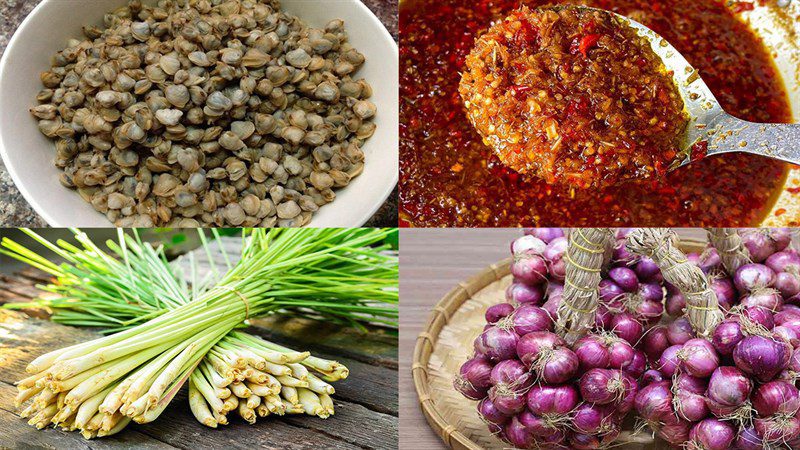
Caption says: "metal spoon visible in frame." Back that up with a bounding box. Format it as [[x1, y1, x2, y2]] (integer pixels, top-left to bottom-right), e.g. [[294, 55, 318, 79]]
[[585, 6, 800, 170]]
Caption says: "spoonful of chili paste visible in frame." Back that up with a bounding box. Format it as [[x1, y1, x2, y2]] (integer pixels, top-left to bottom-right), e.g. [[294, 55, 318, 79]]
[[459, 5, 799, 189]]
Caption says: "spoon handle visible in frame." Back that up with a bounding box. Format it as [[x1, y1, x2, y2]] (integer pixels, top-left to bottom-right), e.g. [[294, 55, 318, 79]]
[[707, 114, 800, 165]]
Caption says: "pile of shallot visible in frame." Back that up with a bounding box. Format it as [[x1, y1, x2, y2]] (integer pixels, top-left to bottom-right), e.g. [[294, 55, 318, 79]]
[[456, 229, 654, 448], [455, 228, 800, 449], [635, 228, 800, 450]]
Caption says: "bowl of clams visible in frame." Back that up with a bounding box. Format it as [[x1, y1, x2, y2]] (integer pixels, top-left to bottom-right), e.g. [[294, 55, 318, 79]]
[[0, 0, 398, 227]]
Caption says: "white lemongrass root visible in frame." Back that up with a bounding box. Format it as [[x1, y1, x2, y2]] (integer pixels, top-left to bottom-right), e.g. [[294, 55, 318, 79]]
[[229, 381, 252, 399], [276, 375, 309, 388], [306, 373, 335, 395], [281, 386, 299, 404], [297, 388, 326, 417], [188, 379, 217, 428], [287, 363, 309, 381], [319, 393, 334, 416], [256, 404, 270, 417], [237, 402, 256, 424]]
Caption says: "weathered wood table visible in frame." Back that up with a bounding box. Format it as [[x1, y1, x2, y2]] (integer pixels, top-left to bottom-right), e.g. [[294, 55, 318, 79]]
[[0, 240, 398, 449]]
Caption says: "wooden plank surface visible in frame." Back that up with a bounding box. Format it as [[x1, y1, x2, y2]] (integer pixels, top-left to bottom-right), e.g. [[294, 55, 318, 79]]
[[398, 228, 707, 450], [0, 235, 398, 450]]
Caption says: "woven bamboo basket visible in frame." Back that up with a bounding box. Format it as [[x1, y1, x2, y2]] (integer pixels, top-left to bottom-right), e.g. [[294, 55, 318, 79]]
[[412, 239, 707, 450]]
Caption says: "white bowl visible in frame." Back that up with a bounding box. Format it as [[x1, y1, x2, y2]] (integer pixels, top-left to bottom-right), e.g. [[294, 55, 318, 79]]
[[0, 0, 398, 227]]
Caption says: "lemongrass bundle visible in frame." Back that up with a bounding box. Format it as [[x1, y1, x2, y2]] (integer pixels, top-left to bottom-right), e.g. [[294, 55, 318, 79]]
[[5, 228, 398, 437], [187, 332, 341, 427]]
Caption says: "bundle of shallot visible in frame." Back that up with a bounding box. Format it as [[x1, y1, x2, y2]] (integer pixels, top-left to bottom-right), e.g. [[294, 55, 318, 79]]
[[630, 228, 800, 449], [455, 228, 656, 449]]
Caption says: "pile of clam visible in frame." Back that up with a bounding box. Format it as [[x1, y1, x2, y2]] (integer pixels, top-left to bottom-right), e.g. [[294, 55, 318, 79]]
[[31, 0, 376, 227]]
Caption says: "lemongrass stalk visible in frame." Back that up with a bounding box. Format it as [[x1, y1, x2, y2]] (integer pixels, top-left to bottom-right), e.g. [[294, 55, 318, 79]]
[[135, 369, 193, 424], [297, 388, 325, 416], [138, 330, 223, 424], [190, 370, 224, 413], [276, 375, 309, 388], [222, 335, 289, 363], [238, 402, 256, 424], [15, 385, 43, 408], [99, 368, 142, 415], [40, 302, 197, 368], [144, 340, 202, 409], [242, 335, 345, 378], [19, 401, 39, 419], [243, 367, 269, 384], [34, 388, 57, 408], [80, 429, 97, 440], [319, 393, 334, 416], [215, 387, 231, 399], [101, 412, 123, 432], [123, 393, 151, 418], [221, 395, 238, 413], [27, 342, 92, 374], [246, 382, 275, 397], [84, 411, 104, 431], [213, 410, 228, 425], [56, 391, 66, 409], [122, 343, 187, 404], [229, 332, 306, 363], [16, 370, 47, 389], [246, 394, 261, 409], [265, 395, 286, 415], [256, 403, 269, 417], [306, 373, 335, 395], [229, 381, 252, 399], [52, 306, 244, 380], [215, 342, 265, 369], [76, 384, 116, 429], [282, 398, 304, 414], [189, 379, 217, 428], [206, 354, 235, 383], [213, 348, 244, 369], [287, 363, 309, 381], [281, 386, 298, 404], [260, 361, 291, 377], [97, 416, 131, 437], [49, 357, 123, 393], [59, 415, 77, 431], [30, 403, 58, 429], [241, 351, 267, 371], [200, 360, 230, 388], [55, 285, 253, 365], [51, 404, 74, 425], [64, 342, 170, 408], [262, 373, 281, 392]]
